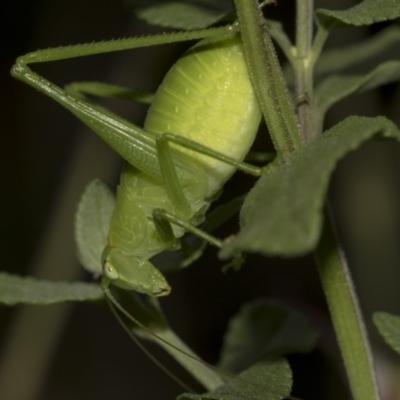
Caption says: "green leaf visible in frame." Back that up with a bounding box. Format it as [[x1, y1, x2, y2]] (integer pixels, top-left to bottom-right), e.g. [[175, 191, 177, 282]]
[[316, 0, 400, 28], [0, 273, 103, 305], [218, 299, 318, 373], [314, 26, 400, 80], [178, 358, 292, 400], [75, 180, 116, 274], [128, 0, 233, 30], [220, 116, 400, 258], [316, 60, 400, 114], [373, 312, 400, 355]]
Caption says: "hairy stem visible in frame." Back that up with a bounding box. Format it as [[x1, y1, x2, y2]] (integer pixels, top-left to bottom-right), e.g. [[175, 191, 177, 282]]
[[300, 3, 380, 398], [295, 0, 315, 143], [314, 208, 381, 400], [234, 0, 303, 155]]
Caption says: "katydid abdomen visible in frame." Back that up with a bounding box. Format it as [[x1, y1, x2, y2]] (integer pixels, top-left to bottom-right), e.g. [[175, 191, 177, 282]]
[[103, 35, 261, 294], [145, 36, 261, 196]]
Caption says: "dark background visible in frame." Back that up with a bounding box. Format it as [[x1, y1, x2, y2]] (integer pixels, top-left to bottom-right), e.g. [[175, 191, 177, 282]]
[[1, 1, 400, 399]]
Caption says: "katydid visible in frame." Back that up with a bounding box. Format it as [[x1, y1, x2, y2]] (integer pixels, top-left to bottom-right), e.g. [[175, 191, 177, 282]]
[[12, 26, 262, 294], [11, 20, 297, 399]]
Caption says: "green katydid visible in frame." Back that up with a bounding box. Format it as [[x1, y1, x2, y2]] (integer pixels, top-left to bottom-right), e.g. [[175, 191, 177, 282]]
[[11, 12, 300, 400], [12, 26, 262, 294]]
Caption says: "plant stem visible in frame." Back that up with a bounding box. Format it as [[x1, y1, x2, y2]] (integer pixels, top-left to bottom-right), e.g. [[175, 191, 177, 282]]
[[115, 290, 225, 391], [156, 329, 224, 390], [234, 0, 303, 155], [314, 207, 381, 400], [297, 2, 380, 398], [295, 0, 315, 143]]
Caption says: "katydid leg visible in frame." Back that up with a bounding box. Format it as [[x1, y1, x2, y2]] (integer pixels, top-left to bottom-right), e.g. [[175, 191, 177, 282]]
[[153, 131, 261, 217], [11, 27, 239, 190], [13, 27, 234, 66], [155, 133, 193, 216], [152, 208, 222, 248], [152, 208, 245, 270], [65, 81, 154, 104], [161, 133, 262, 177], [151, 209, 181, 250], [11, 62, 201, 186]]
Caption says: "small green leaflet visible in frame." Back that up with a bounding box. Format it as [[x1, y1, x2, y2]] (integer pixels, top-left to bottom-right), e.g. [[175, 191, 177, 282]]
[[219, 299, 318, 373], [316, 0, 400, 28], [127, 0, 233, 30], [0, 273, 103, 305], [373, 312, 400, 356], [178, 358, 292, 400], [75, 179, 116, 275], [315, 60, 400, 115], [314, 26, 400, 80], [313, 26, 400, 115]]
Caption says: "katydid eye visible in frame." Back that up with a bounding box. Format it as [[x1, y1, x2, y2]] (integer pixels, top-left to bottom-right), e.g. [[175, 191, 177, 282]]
[[104, 262, 119, 280]]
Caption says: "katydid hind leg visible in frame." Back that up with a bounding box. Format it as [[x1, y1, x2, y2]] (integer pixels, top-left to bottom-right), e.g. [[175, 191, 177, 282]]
[[13, 27, 233, 67], [13, 51, 239, 190], [12, 62, 186, 185]]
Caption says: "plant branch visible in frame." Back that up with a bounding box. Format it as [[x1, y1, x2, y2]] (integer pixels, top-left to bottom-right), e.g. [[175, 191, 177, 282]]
[[314, 207, 381, 400], [234, 0, 303, 156], [295, 0, 315, 143]]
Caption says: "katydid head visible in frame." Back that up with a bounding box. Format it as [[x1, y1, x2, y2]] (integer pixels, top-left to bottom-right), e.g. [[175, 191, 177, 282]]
[[101, 247, 171, 296]]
